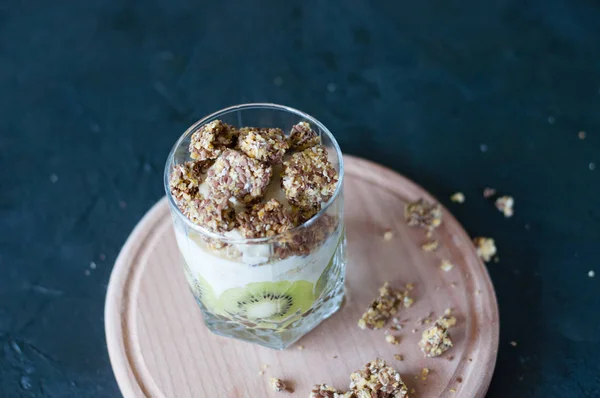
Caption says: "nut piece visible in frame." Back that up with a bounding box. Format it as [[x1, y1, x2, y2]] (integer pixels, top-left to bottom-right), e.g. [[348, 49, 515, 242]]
[[349, 359, 408, 398], [289, 121, 320, 151], [238, 127, 289, 164], [184, 196, 235, 233], [405, 199, 442, 232], [282, 145, 338, 211], [450, 192, 465, 203], [358, 282, 400, 330], [237, 199, 295, 238], [440, 259, 454, 272], [206, 149, 272, 203], [495, 195, 514, 218], [270, 377, 287, 392], [189, 120, 237, 161], [309, 384, 351, 398], [419, 317, 453, 358], [421, 240, 438, 252], [473, 237, 497, 262], [169, 160, 210, 205]]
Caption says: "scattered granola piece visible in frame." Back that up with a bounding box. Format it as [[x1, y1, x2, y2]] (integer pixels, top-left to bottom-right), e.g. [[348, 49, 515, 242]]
[[405, 283, 414, 291], [419, 317, 453, 357], [473, 237, 497, 262], [439, 316, 457, 328], [349, 359, 408, 398], [383, 229, 395, 241], [403, 295, 414, 309], [358, 282, 400, 330], [440, 259, 454, 272], [411, 329, 417, 334], [184, 196, 235, 233], [421, 240, 439, 252], [394, 354, 403, 361], [282, 145, 338, 211], [589, 270, 595, 278], [270, 377, 287, 392], [289, 121, 320, 151], [421, 367, 430, 381], [385, 335, 400, 345], [206, 149, 272, 203], [510, 341, 518, 347], [456, 377, 463, 383], [309, 384, 343, 398], [447, 356, 454, 361], [410, 388, 416, 394], [450, 192, 465, 203], [405, 199, 442, 232], [483, 187, 496, 198], [238, 127, 289, 164], [189, 120, 237, 161], [297, 345, 305, 350], [495, 196, 514, 217], [450, 388, 457, 393], [579, 131, 586, 140], [237, 199, 295, 238]]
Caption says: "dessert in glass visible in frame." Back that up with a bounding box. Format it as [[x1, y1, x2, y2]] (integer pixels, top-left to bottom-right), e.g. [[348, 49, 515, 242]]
[[164, 104, 346, 349]]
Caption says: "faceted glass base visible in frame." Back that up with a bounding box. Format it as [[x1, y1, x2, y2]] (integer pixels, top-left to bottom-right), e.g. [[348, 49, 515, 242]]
[[191, 235, 347, 350]]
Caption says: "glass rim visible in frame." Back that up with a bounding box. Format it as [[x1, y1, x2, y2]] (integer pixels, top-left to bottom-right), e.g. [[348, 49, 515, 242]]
[[163, 103, 345, 244]]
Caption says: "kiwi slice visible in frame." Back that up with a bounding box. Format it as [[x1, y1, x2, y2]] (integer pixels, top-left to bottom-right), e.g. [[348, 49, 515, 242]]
[[182, 262, 217, 310], [216, 280, 315, 323]]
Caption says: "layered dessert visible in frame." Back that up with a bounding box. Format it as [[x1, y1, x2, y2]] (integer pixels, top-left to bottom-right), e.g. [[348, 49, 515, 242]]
[[167, 119, 344, 332]]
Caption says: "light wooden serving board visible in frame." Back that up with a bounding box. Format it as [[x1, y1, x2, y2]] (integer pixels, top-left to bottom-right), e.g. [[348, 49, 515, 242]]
[[105, 155, 499, 398]]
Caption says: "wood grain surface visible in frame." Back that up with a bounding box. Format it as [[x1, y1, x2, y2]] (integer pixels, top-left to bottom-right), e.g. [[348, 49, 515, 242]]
[[105, 155, 499, 398]]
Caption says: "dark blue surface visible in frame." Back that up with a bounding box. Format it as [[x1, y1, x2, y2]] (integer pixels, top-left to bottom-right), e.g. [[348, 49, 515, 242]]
[[1, 0, 599, 396]]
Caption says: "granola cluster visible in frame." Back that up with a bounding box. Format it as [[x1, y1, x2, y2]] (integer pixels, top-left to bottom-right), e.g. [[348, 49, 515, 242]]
[[418, 317, 453, 358], [237, 199, 294, 238], [270, 378, 287, 392], [184, 196, 236, 233], [310, 359, 408, 398], [206, 149, 272, 203], [358, 282, 402, 330], [168, 161, 207, 204], [289, 121, 320, 151], [495, 195, 514, 218], [237, 127, 289, 164], [405, 199, 442, 232], [282, 145, 338, 211], [189, 120, 237, 161]]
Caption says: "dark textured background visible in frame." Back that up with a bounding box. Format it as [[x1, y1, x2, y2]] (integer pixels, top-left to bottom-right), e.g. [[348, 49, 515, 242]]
[[1, 0, 599, 396]]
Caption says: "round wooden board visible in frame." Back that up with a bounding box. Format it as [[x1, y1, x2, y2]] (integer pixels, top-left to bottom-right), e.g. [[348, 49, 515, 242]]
[[105, 155, 499, 398]]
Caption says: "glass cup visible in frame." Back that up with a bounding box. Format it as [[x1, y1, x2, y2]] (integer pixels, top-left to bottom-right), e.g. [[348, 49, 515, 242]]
[[164, 103, 346, 349]]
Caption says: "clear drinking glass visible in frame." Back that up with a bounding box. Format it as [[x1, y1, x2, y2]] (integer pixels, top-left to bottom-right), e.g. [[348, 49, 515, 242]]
[[164, 103, 346, 349]]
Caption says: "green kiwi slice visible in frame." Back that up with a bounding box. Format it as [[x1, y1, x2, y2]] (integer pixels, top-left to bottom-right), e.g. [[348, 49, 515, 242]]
[[216, 280, 315, 323], [182, 262, 217, 310]]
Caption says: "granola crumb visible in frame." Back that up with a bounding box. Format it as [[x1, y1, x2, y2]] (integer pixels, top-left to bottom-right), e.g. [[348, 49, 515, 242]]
[[349, 359, 408, 398], [483, 187, 496, 198], [447, 356, 454, 361], [495, 196, 514, 217], [270, 377, 287, 392], [309, 384, 347, 398], [333, 355, 338, 359], [297, 345, 305, 350], [383, 229, 395, 241], [456, 377, 463, 383], [444, 308, 452, 316], [419, 317, 453, 357], [394, 354, 403, 361], [421, 367, 430, 381], [440, 259, 455, 272], [473, 237, 497, 262], [282, 145, 338, 211], [410, 388, 416, 394], [358, 282, 400, 330], [385, 334, 400, 345], [403, 295, 414, 309], [405, 283, 415, 291], [450, 282, 457, 288], [439, 316, 457, 328], [257, 370, 264, 376], [475, 289, 482, 295], [189, 120, 237, 161], [405, 199, 442, 232], [288, 121, 320, 151], [412, 329, 417, 334], [510, 341, 518, 347], [589, 270, 595, 278], [237, 127, 289, 164], [450, 192, 465, 203], [450, 388, 457, 393], [421, 240, 439, 252], [579, 131, 586, 139]]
